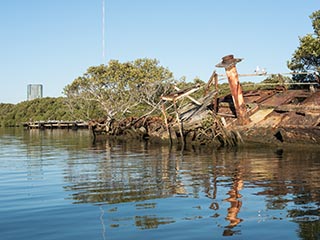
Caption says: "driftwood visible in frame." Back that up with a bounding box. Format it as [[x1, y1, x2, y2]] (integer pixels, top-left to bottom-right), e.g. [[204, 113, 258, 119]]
[[161, 84, 202, 147], [161, 84, 200, 102]]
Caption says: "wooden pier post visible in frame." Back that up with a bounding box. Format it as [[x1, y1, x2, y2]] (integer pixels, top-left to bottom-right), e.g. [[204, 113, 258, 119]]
[[216, 55, 250, 125]]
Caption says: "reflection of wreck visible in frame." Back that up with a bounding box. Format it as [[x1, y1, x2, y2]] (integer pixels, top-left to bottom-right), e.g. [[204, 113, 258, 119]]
[[91, 55, 320, 146], [223, 166, 243, 236]]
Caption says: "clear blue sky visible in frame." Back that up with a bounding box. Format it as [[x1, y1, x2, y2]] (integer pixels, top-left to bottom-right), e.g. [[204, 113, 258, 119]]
[[0, 0, 318, 104]]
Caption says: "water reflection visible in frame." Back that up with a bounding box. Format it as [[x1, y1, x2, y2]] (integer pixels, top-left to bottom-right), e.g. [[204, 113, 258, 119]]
[[65, 140, 184, 204], [223, 165, 243, 236], [1, 128, 320, 239], [62, 138, 320, 237]]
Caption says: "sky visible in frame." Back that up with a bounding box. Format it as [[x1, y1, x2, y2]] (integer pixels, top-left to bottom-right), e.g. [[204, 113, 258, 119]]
[[0, 0, 319, 104]]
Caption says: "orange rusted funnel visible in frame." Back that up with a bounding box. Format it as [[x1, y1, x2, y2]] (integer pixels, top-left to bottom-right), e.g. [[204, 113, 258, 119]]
[[216, 55, 250, 125]]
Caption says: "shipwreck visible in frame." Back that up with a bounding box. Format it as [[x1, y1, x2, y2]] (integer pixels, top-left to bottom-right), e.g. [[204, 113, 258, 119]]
[[90, 55, 320, 147]]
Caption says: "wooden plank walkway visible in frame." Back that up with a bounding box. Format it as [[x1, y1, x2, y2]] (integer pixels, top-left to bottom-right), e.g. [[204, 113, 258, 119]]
[[22, 120, 89, 130]]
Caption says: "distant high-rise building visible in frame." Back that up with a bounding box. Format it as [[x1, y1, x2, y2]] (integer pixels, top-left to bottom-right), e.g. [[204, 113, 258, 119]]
[[27, 84, 43, 101]]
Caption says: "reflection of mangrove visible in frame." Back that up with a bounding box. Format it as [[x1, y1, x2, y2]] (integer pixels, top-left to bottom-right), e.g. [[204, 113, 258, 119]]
[[135, 215, 175, 230], [0, 128, 93, 181], [295, 220, 320, 240], [64, 142, 320, 207], [252, 148, 320, 210], [247, 148, 320, 240], [23, 129, 91, 149], [64, 143, 320, 235], [65, 140, 185, 204]]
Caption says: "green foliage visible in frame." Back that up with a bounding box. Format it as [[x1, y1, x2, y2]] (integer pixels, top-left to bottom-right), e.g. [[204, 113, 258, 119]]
[[258, 74, 293, 89], [0, 97, 73, 127], [176, 77, 206, 98], [288, 10, 320, 83], [64, 58, 174, 121], [311, 10, 320, 37], [0, 103, 15, 127], [218, 82, 232, 96]]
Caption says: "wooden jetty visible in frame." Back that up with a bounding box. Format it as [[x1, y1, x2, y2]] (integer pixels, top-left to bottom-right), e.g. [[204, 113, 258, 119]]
[[22, 120, 89, 130]]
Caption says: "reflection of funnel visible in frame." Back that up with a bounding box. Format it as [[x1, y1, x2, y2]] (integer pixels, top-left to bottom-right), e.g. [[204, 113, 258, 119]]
[[175, 183, 187, 195], [223, 172, 243, 235], [226, 199, 242, 227]]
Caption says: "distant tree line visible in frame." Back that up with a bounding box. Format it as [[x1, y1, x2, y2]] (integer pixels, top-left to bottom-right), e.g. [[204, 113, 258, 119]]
[[0, 98, 73, 127], [1, 10, 319, 127]]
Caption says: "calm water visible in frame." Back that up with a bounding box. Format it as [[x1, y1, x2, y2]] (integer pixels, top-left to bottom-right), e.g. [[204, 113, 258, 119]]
[[0, 128, 319, 240]]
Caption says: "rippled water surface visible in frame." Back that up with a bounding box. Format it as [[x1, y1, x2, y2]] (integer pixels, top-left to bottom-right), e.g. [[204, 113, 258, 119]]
[[0, 128, 319, 240]]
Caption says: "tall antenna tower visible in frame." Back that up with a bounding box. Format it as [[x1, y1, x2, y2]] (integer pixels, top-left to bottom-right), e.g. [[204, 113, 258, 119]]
[[102, 0, 106, 62]]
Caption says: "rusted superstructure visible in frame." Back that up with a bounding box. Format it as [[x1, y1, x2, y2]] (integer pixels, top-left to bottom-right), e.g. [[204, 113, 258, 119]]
[[238, 89, 320, 145]]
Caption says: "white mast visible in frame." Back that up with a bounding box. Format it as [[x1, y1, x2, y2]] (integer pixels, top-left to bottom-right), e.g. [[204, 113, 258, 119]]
[[102, 0, 106, 62]]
